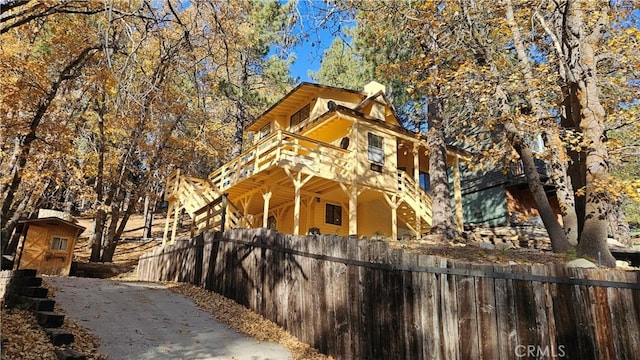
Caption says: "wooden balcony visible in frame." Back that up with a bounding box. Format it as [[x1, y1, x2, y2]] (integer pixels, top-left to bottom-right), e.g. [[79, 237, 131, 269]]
[[208, 130, 352, 192]]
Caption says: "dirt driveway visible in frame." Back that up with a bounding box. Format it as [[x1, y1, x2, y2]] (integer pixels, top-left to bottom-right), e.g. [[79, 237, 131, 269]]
[[46, 276, 293, 360]]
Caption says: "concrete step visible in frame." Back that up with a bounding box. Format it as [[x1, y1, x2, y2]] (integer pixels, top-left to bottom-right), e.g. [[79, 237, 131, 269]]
[[35, 311, 65, 328], [54, 348, 86, 360], [17, 286, 48, 298], [18, 296, 55, 311], [45, 328, 75, 346]]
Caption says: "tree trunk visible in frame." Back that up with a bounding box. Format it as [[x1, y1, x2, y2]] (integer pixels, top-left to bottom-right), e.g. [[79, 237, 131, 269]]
[[3, 187, 39, 255], [544, 125, 579, 245], [504, 0, 579, 246], [563, 1, 616, 267], [100, 206, 121, 263], [90, 96, 106, 262], [89, 209, 106, 262], [505, 124, 572, 253], [230, 104, 247, 158], [427, 97, 458, 238], [142, 194, 155, 239], [488, 65, 571, 252], [560, 85, 588, 237]]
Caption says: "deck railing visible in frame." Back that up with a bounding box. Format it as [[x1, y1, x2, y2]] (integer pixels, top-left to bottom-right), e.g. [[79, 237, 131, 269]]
[[509, 158, 548, 178], [190, 194, 243, 237], [397, 171, 433, 223], [208, 130, 352, 191]]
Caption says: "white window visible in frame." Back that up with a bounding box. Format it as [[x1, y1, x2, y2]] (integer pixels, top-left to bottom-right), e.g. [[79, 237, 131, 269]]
[[51, 236, 68, 251], [367, 132, 385, 165]]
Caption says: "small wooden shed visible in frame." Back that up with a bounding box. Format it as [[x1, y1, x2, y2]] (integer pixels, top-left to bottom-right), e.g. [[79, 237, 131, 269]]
[[16, 217, 85, 276]]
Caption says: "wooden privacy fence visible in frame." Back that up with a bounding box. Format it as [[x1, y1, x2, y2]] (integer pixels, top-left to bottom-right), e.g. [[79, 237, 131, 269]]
[[138, 229, 640, 360]]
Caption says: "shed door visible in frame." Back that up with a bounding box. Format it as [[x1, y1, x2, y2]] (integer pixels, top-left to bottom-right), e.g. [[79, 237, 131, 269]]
[[40, 236, 71, 276], [19, 226, 48, 271]]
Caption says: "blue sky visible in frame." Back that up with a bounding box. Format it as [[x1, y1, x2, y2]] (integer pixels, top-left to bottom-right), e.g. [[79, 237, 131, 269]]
[[285, 2, 354, 83], [288, 29, 332, 82]]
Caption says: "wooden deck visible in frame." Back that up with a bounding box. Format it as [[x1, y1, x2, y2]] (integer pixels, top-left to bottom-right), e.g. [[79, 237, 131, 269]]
[[208, 130, 352, 193], [164, 129, 435, 242]]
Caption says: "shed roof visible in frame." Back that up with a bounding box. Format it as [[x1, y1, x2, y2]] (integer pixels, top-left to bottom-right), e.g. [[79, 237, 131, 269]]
[[18, 217, 86, 233]]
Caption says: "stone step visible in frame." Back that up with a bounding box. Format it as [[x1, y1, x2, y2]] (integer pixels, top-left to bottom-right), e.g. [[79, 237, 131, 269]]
[[45, 328, 75, 346], [17, 296, 55, 311], [35, 311, 65, 328], [55, 348, 86, 360], [11, 276, 43, 287], [17, 286, 48, 298]]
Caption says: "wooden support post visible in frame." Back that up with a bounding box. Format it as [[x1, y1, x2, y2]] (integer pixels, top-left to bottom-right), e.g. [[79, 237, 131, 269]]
[[221, 193, 228, 233], [413, 144, 422, 236], [339, 182, 361, 237], [170, 202, 180, 246], [349, 184, 358, 236], [413, 144, 421, 184], [162, 201, 173, 246], [383, 193, 400, 241], [294, 185, 301, 235], [239, 193, 254, 228], [285, 169, 312, 236], [453, 156, 464, 231], [262, 190, 272, 228]]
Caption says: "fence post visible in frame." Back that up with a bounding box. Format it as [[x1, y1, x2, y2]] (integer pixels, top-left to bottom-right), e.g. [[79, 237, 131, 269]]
[[221, 193, 228, 233]]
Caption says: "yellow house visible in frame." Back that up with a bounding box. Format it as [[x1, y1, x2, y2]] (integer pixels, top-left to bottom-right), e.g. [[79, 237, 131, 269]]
[[163, 81, 469, 244]]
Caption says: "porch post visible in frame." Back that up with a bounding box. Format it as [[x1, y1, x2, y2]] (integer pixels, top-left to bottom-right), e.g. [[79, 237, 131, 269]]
[[453, 156, 464, 231], [349, 185, 358, 236], [170, 202, 180, 245], [350, 122, 358, 237], [339, 183, 359, 237], [162, 201, 173, 246], [383, 193, 400, 240], [262, 190, 272, 228], [294, 184, 302, 235], [285, 169, 312, 236], [413, 144, 422, 236], [413, 143, 420, 184]]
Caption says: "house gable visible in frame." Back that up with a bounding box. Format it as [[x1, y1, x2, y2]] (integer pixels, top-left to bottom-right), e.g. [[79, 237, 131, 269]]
[[246, 81, 405, 140], [246, 83, 365, 133]]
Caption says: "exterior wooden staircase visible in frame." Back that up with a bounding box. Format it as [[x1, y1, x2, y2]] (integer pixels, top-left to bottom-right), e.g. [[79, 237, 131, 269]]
[[163, 170, 243, 243], [396, 171, 433, 236]]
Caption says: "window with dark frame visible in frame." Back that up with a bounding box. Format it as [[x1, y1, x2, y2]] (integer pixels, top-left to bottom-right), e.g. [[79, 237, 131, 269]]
[[325, 203, 342, 226], [290, 103, 310, 128], [419, 171, 431, 192], [367, 132, 385, 165], [259, 122, 271, 139]]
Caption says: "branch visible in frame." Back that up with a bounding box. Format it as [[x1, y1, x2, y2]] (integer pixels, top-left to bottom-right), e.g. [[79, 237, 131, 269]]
[[0, 0, 31, 15]]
